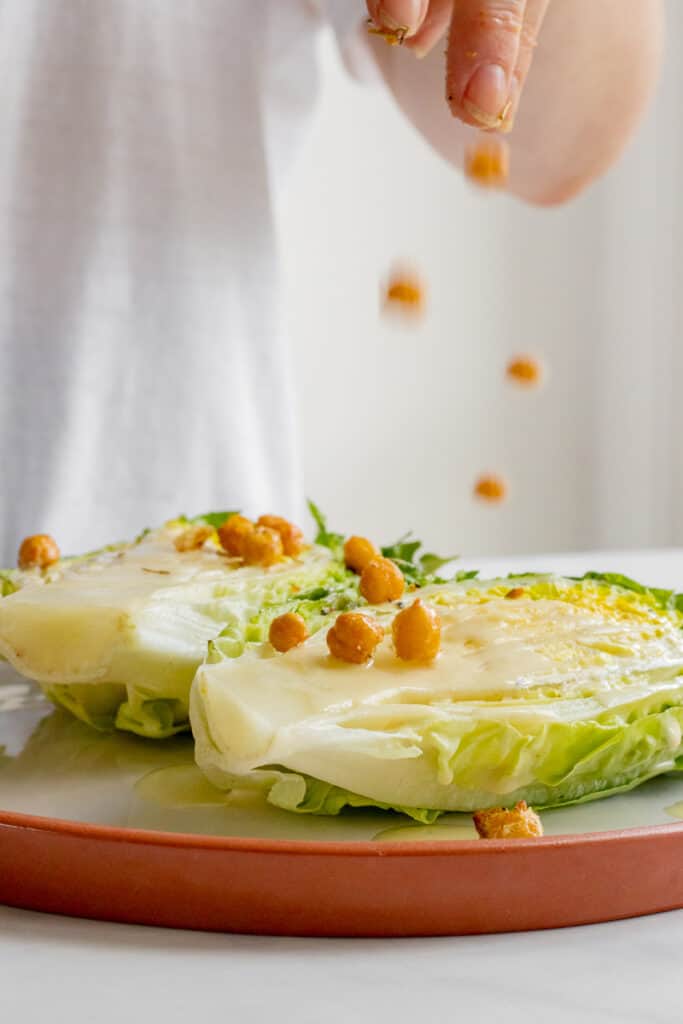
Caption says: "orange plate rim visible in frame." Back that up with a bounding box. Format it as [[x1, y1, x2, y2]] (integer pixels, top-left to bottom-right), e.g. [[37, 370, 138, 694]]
[[3, 806, 683, 855]]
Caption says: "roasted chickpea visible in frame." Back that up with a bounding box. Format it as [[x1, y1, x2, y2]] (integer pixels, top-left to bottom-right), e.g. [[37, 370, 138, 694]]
[[327, 612, 384, 664], [465, 140, 509, 189], [473, 801, 544, 840], [17, 533, 60, 570], [257, 515, 305, 557], [218, 514, 254, 557], [343, 535, 380, 575], [174, 525, 213, 552], [505, 587, 525, 600], [359, 557, 405, 604], [242, 525, 284, 567], [474, 474, 507, 503], [386, 277, 422, 307], [392, 599, 441, 663], [269, 612, 309, 653], [506, 356, 543, 388]]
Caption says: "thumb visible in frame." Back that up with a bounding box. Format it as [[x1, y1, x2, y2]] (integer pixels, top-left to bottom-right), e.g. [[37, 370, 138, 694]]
[[446, 0, 526, 128]]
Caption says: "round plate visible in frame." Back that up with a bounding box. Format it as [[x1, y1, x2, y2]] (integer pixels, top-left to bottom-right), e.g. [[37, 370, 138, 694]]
[[3, 668, 683, 936], [4, 549, 683, 936]]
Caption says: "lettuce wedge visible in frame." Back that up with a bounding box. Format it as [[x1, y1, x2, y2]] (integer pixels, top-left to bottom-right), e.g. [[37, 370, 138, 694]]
[[0, 514, 346, 738], [191, 573, 683, 817]]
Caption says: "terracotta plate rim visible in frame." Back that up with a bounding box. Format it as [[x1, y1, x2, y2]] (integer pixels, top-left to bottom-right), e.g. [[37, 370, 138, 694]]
[[3, 805, 683, 856]]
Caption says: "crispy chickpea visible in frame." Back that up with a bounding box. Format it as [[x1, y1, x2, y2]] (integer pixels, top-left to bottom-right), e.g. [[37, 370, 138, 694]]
[[218, 514, 254, 557], [343, 535, 380, 575], [506, 355, 543, 388], [384, 272, 424, 316], [242, 525, 284, 567], [359, 556, 405, 604], [473, 801, 544, 840], [464, 139, 509, 189], [392, 599, 441, 663], [174, 525, 214, 552], [327, 612, 385, 664], [505, 587, 525, 600], [17, 533, 60, 570], [367, 22, 409, 45], [257, 515, 305, 557], [269, 612, 309, 653], [474, 474, 507, 503]]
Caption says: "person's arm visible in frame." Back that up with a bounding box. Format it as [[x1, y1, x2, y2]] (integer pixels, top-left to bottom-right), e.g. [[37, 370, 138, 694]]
[[365, 0, 663, 205]]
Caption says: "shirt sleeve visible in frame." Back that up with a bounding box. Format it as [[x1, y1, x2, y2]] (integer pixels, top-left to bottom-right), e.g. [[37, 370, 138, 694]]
[[323, 0, 381, 83]]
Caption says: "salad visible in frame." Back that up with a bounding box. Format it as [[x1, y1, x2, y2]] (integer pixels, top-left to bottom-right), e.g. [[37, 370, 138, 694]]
[[191, 571, 683, 822], [4, 506, 683, 837]]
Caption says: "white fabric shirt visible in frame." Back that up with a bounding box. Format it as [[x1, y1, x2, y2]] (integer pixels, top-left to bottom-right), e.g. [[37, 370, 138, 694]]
[[0, 0, 364, 561]]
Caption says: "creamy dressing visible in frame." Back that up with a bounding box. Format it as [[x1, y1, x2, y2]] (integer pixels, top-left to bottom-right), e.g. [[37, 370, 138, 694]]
[[8, 533, 329, 607], [665, 800, 683, 820], [194, 594, 683, 784], [0, 530, 331, 682]]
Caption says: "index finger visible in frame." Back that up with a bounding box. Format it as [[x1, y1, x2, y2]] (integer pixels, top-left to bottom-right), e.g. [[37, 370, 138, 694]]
[[446, 0, 526, 128]]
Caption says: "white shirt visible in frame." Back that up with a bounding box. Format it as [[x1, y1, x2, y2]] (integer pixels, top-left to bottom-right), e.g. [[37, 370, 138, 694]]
[[0, 0, 363, 561]]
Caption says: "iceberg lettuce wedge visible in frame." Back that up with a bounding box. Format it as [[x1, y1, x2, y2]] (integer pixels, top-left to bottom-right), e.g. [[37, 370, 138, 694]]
[[192, 573, 683, 817], [0, 514, 346, 737]]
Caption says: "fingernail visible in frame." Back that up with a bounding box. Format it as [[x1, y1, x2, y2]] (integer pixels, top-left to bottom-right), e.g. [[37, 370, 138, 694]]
[[377, 0, 426, 35], [463, 64, 509, 128], [499, 79, 519, 134]]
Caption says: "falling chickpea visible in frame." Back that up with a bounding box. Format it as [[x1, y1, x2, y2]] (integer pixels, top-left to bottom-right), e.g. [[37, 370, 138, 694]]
[[257, 515, 305, 557], [507, 355, 544, 388], [474, 474, 507, 503], [269, 612, 309, 653], [360, 557, 405, 604], [465, 139, 509, 189], [242, 525, 284, 567], [383, 271, 424, 317], [392, 599, 442, 663], [17, 533, 60, 570], [218, 514, 254, 557], [344, 535, 380, 575], [327, 611, 385, 664]]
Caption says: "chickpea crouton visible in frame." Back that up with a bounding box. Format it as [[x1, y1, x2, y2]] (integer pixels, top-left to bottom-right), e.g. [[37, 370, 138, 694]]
[[473, 800, 543, 840]]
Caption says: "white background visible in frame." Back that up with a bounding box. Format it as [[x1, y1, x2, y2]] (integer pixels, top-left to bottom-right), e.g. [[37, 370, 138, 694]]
[[281, 2, 683, 558]]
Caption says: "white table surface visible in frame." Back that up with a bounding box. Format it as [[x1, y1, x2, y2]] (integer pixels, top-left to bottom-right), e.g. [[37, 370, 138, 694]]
[[3, 548, 683, 1024]]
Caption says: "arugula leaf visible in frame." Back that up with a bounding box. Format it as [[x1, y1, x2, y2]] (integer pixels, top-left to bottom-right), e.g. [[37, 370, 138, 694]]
[[454, 569, 479, 582], [307, 499, 344, 557], [189, 511, 239, 529], [420, 552, 459, 576], [382, 533, 458, 587], [381, 533, 422, 564]]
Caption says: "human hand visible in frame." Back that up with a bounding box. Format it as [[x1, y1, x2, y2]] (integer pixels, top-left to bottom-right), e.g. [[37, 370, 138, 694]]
[[366, 1, 549, 133]]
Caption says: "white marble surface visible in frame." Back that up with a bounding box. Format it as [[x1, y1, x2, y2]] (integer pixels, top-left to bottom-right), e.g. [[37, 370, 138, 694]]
[[3, 548, 683, 1022], [0, 904, 680, 1023]]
